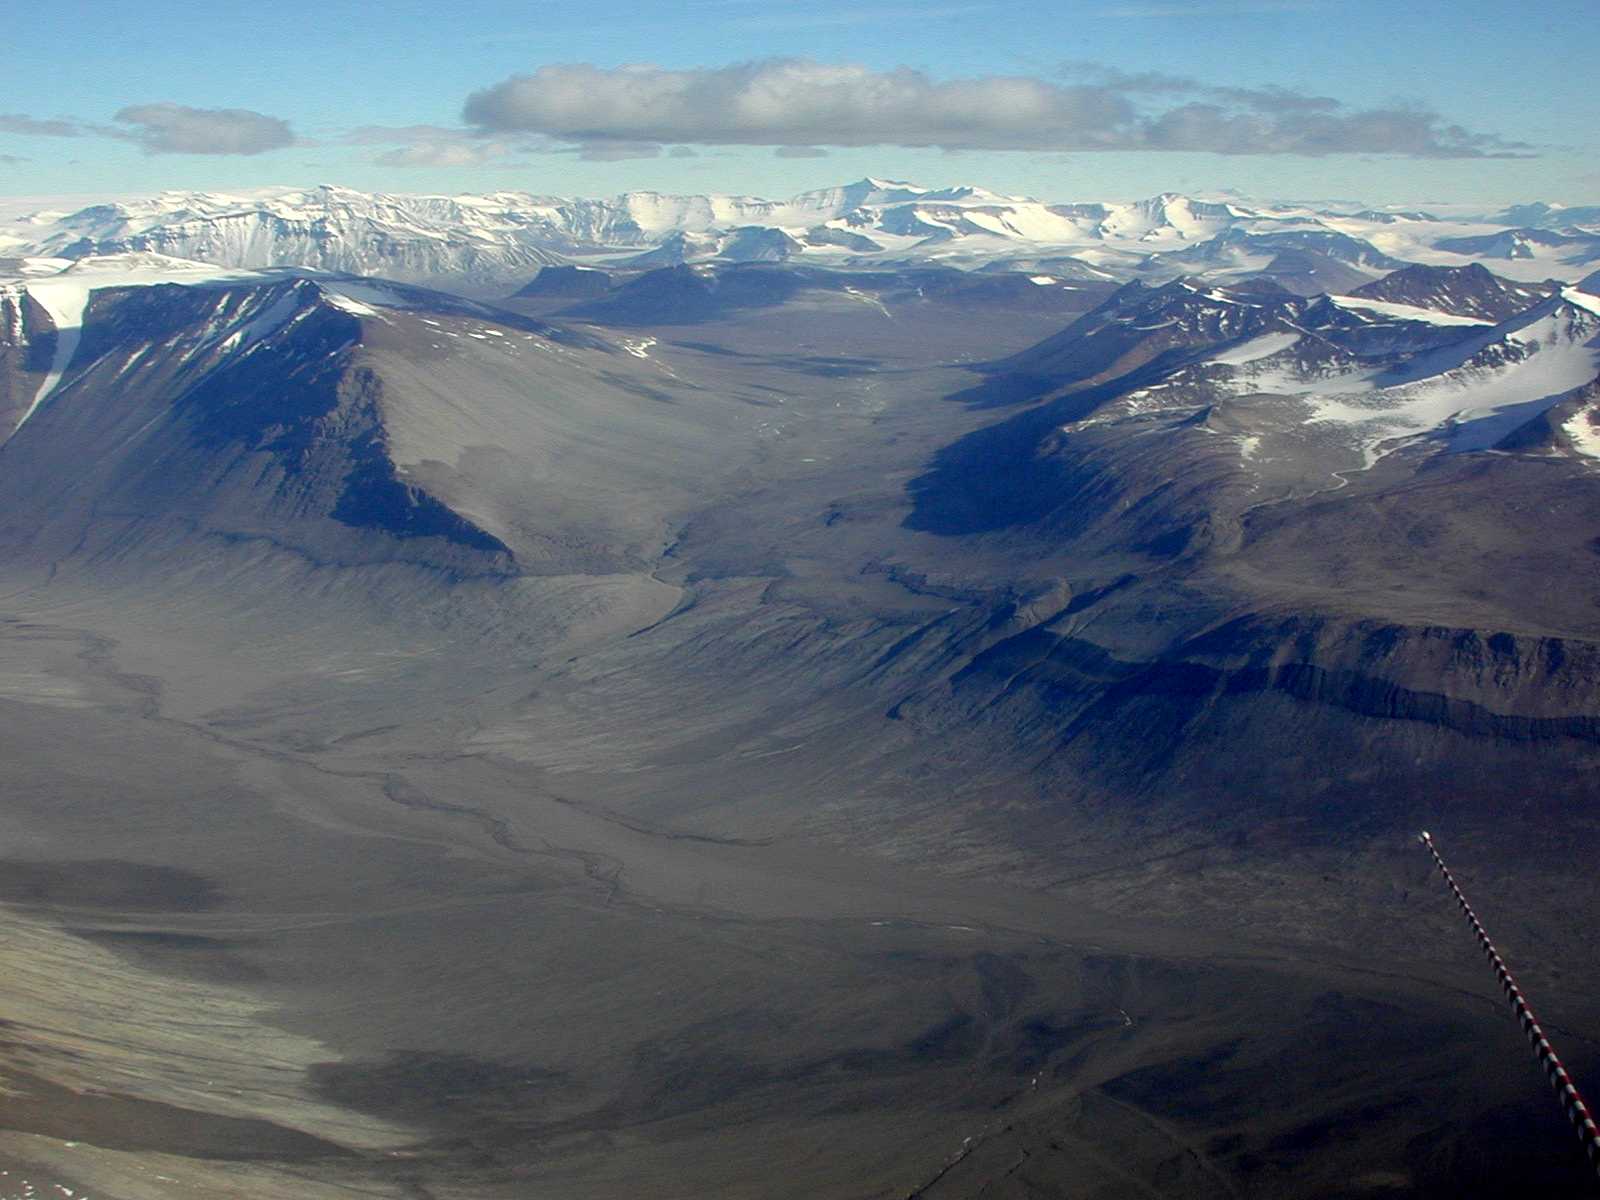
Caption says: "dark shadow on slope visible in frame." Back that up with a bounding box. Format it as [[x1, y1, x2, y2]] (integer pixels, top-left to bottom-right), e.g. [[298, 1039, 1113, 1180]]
[[904, 366, 1190, 534], [331, 422, 510, 555]]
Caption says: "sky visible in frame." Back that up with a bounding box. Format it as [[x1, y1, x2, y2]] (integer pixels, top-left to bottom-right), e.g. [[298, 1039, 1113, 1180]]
[[2, 0, 1595, 207]]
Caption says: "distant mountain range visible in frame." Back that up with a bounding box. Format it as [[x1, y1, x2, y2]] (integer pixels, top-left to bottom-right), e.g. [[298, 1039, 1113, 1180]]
[[4, 179, 1598, 294]]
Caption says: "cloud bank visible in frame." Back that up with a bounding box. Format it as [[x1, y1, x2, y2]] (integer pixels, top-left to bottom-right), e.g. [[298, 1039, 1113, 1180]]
[[0, 114, 84, 138], [112, 104, 295, 155], [345, 123, 568, 168], [462, 59, 1527, 159], [374, 141, 507, 168]]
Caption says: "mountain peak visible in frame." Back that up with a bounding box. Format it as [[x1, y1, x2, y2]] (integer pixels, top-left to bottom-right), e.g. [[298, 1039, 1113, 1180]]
[[1349, 262, 1553, 321]]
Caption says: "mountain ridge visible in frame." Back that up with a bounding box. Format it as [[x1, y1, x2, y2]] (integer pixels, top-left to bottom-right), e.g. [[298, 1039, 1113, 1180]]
[[8, 179, 1598, 293]]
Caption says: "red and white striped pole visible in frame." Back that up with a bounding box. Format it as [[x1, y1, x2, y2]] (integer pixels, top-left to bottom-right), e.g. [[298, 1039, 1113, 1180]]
[[1419, 831, 1600, 1180]]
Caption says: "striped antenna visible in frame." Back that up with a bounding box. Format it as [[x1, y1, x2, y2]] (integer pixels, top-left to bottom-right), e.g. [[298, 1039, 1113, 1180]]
[[1418, 831, 1600, 1179]]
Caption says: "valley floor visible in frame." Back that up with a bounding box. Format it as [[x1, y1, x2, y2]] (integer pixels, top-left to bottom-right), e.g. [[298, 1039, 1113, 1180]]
[[0, 609, 1596, 1200]]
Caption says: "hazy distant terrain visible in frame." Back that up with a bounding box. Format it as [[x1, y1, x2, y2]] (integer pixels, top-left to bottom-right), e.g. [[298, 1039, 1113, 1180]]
[[0, 183, 1598, 1199]]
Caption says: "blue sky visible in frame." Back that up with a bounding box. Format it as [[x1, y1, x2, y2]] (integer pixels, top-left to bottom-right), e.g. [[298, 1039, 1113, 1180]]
[[2, 0, 1593, 205]]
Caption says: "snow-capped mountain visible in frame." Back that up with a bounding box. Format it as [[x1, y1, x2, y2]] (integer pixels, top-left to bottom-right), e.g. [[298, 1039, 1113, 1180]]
[[966, 272, 1600, 487], [1346, 262, 1552, 321], [1248, 286, 1600, 459], [5, 187, 574, 291], [1494, 202, 1600, 231], [11, 179, 1595, 294], [1434, 227, 1600, 265]]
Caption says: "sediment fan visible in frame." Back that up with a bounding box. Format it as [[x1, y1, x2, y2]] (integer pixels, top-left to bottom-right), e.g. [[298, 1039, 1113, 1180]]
[[1419, 832, 1600, 1180]]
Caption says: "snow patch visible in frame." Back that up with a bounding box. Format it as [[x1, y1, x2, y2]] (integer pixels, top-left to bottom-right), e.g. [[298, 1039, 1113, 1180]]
[[1210, 331, 1301, 365], [1306, 301, 1600, 455], [1329, 294, 1494, 327], [1566, 407, 1600, 458], [210, 288, 310, 358], [321, 280, 408, 311], [1563, 287, 1600, 317], [16, 257, 73, 276], [841, 286, 892, 318], [324, 292, 379, 317]]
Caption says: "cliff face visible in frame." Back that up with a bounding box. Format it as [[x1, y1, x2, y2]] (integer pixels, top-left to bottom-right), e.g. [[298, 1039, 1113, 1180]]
[[938, 613, 1600, 760], [852, 595, 1598, 890], [0, 288, 59, 435]]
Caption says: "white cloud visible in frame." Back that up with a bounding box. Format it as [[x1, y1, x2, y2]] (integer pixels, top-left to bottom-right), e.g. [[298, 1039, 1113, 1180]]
[[112, 104, 294, 155], [464, 61, 1133, 152], [462, 59, 1526, 159], [376, 141, 509, 168], [345, 124, 549, 168]]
